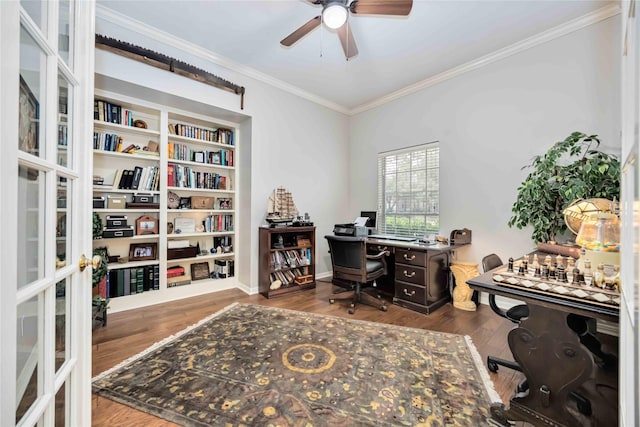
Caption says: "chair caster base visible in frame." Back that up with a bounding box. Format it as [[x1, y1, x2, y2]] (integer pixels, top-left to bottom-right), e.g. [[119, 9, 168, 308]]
[[348, 308, 355, 314], [329, 299, 335, 304], [488, 361, 499, 373], [381, 305, 388, 312]]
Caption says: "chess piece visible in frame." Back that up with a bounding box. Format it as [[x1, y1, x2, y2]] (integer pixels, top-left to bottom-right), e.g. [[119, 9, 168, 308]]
[[572, 267, 580, 285], [449, 261, 479, 312], [544, 255, 552, 266], [507, 257, 514, 273], [556, 254, 564, 269], [533, 253, 539, 266], [522, 257, 529, 272], [557, 265, 568, 283], [542, 263, 549, 280], [534, 264, 541, 278], [594, 263, 605, 288], [583, 260, 592, 286], [549, 265, 556, 280]]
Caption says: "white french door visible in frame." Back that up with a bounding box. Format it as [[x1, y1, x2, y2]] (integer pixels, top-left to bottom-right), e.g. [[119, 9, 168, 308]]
[[0, 1, 95, 426]]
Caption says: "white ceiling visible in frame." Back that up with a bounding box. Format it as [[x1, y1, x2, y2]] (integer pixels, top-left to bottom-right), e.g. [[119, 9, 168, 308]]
[[96, 0, 617, 113]]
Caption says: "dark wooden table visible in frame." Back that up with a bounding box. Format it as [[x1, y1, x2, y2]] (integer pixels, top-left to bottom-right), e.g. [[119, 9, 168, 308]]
[[468, 268, 619, 427]]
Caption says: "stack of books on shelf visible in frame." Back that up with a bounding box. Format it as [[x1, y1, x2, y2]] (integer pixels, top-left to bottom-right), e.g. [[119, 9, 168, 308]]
[[270, 249, 311, 270], [270, 266, 310, 286], [170, 123, 234, 145], [107, 265, 159, 298], [168, 143, 234, 166], [166, 265, 191, 287], [110, 166, 160, 191], [204, 214, 233, 232], [94, 99, 134, 125], [167, 163, 227, 190]]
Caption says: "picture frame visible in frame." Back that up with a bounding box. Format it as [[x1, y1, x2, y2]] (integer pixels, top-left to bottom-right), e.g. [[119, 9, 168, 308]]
[[190, 262, 210, 281], [179, 197, 191, 209], [19, 75, 39, 154], [136, 215, 159, 235], [211, 151, 221, 165], [194, 151, 205, 163], [129, 242, 157, 261]]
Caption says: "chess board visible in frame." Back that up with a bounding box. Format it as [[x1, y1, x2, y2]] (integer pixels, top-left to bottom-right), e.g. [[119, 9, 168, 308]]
[[491, 264, 620, 309]]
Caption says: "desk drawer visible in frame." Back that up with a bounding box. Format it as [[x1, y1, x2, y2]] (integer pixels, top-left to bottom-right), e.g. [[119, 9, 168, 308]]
[[394, 281, 426, 305], [395, 264, 425, 286], [395, 248, 427, 267]]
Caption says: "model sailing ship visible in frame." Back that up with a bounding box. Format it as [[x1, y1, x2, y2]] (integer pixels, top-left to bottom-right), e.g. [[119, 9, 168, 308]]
[[266, 187, 298, 226]]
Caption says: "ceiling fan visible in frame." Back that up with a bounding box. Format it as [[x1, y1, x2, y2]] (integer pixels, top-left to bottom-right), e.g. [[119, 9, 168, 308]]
[[280, 0, 413, 60]]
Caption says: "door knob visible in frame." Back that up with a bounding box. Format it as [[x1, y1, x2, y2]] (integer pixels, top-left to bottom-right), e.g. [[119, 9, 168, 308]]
[[79, 254, 102, 272]]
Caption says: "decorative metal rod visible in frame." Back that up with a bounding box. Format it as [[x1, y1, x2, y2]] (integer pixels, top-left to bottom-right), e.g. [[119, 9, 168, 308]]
[[95, 34, 246, 110]]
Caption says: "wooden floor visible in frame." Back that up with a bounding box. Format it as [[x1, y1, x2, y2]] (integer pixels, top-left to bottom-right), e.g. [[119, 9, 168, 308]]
[[92, 280, 523, 426]]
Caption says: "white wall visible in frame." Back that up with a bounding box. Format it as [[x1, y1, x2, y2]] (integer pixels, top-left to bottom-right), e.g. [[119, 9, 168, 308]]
[[348, 16, 621, 266], [94, 17, 351, 293]]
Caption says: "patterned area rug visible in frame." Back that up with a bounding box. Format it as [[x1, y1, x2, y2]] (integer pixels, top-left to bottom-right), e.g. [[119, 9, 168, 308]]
[[92, 303, 499, 426]]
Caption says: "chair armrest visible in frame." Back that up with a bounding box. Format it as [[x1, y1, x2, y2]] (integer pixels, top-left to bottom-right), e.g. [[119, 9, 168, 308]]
[[366, 250, 389, 260]]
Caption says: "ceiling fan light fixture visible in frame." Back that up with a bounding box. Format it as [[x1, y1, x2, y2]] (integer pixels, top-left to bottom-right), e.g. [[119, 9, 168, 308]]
[[323, 3, 348, 29]]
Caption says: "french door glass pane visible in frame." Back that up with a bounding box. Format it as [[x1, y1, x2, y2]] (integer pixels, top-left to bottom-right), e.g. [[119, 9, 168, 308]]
[[19, 26, 45, 157], [18, 166, 45, 289], [55, 277, 69, 373], [16, 294, 41, 424], [58, 74, 71, 167], [56, 175, 70, 268], [20, 0, 47, 33], [58, 0, 72, 66], [55, 381, 66, 426]]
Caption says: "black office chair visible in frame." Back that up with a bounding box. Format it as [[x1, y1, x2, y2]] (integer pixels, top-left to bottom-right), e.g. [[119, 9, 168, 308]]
[[325, 235, 388, 314], [482, 254, 530, 374]]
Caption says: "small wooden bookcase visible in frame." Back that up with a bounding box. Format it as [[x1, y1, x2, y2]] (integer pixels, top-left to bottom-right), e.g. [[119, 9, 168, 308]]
[[259, 226, 316, 298]]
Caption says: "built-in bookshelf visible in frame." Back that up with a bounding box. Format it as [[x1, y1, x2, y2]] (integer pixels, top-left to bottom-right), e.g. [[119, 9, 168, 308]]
[[92, 90, 238, 313]]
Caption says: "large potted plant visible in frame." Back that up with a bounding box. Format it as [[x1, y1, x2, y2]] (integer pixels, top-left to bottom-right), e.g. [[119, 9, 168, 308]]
[[508, 131, 620, 244]]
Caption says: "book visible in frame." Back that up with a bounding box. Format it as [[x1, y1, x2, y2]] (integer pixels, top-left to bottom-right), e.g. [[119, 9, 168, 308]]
[[130, 268, 137, 294], [123, 268, 131, 296], [131, 166, 143, 190], [136, 268, 144, 293], [153, 264, 160, 290], [167, 163, 175, 187]]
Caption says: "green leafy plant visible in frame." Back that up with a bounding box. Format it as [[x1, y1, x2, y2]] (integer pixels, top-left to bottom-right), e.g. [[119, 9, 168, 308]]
[[92, 246, 109, 288], [508, 131, 620, 244]]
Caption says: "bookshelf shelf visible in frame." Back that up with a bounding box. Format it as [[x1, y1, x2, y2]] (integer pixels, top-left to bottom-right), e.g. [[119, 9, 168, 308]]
[[167, 158, 234, 170], [166, 253, 235, 264], [94, 119, 161, 137], [167, 186, 234, 194], [93, 90, 238, 312], [167, 231, 234, 239], [107, 259, 159, 270], [93, 150, 160, 162], [93, 209, 160, 213]]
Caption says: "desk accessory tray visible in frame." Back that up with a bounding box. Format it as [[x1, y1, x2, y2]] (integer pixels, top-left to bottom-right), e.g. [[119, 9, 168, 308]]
[[492, 264, 620, 309]]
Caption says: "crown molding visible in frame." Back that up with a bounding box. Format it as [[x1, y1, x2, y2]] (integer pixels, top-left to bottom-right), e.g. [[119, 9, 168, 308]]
[[95, 5, 351, 115], [96, 4, 620, 117], [350, 3, 621, 115]]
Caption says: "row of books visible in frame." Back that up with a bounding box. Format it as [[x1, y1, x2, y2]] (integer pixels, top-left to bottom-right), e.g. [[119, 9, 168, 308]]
[[93, 132, 123, 152], [270, 249, 311, 270], [214, 235, 232, 249], [270, 266, 310, 286], [94, 99, 134, 126], [170, 123, 234, 145], [106, 265, 159, 298], [167, 163, 227, 190], [168, 143, 234, 167], [203, 214, 233, 232], [113, 166, 160, 191]]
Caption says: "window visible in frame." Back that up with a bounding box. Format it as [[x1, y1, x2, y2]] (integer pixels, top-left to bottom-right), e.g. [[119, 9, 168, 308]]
[[377, 142, 439, 237]]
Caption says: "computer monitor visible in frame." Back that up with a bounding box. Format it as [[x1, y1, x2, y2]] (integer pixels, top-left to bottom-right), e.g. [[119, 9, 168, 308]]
[[360, 211, 377, 228]]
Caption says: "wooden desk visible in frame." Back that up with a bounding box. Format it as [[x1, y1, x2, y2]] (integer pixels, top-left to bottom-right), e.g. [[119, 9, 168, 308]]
[[365, 238, 462, 314], [468, 269, 619, 427]]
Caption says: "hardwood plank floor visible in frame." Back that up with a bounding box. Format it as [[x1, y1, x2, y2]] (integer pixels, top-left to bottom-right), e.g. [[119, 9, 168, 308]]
[[92, 280, 523, 426]]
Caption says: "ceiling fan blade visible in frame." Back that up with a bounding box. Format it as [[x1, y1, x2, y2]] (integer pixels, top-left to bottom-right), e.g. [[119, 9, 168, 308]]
[[349, 0, 413, 16], [337, 21, 358, 60], [280, 16, 321, 47]]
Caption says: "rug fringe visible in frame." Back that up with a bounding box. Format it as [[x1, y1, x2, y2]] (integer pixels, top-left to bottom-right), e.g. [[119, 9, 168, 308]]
[[92, 302, 240, 383], [464, 335, 502, 404]]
